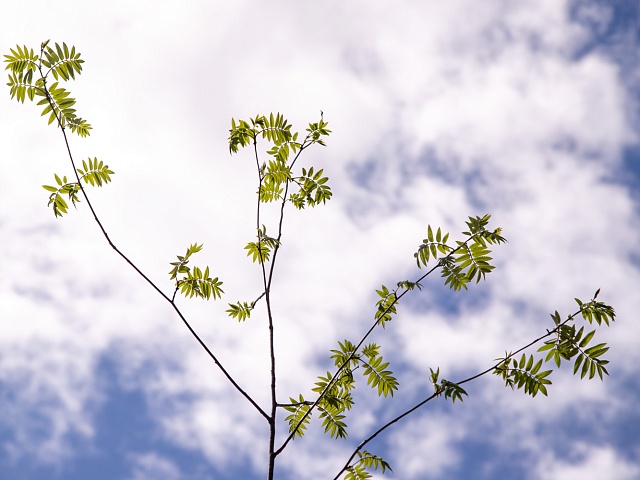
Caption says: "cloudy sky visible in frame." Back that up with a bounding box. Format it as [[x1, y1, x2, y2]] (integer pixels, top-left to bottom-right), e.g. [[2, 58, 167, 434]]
[[1, 1, 639, 479]]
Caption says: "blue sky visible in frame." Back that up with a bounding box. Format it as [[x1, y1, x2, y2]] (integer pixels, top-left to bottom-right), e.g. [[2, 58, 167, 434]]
[[1, 1, 639, 479]]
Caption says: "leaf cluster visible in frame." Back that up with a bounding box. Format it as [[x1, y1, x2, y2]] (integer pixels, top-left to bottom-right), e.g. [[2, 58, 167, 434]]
[[229, 112, 332, 212], [430, 367, 468, 403], [344, 451, 392, 480], [40, 157, 114, 217], [8, 42, 101, 218], [169, 243, 223, 300], [342, 342, 398, 398], [226, 301, 254, 322], [42, 173, 81, 217], [493, 292, 614, 398], [244, 225, 279, 264], [374, 285, 398, 327], [414, 225, 451, 266], [306, 114, 331, 146], [538, 323, 610, 380], [40, 41, 84, 81], [77, 158, 114, 187], [4, 45, 39, 102], [283, 394, 313, 438], [228, 113, 298, 155], [259, 163, 287, 203], [493, 354, 552, 397], [414, 214, 507, 291], [576, 292, 615, 326], [285, 340, 397, 443], [311, 370, 352, 439], [290, 166, 332, 209], [284, 370, 354, 440], [5, 41, 91, 136]]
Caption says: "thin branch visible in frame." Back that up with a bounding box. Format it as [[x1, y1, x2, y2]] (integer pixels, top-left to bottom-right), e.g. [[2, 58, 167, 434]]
[[246, 131, 317, 475], [260, 133, 313, 476], [332, 309, 583, 478], [251, 137, 280, 480], [39, 69, 268, 421]]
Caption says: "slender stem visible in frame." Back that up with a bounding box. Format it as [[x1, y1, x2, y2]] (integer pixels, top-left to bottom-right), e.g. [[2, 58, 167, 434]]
[[251, 139, 280, 480], [332, 310, 582, 478], [260, 140, 307, 478], [41, 77, 268, 421], [252, 134, 313, 478]]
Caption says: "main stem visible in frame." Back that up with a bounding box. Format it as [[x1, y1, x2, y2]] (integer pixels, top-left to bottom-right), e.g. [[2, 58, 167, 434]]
[[256, 136, 310, 479], [253, 139, 278, 480]]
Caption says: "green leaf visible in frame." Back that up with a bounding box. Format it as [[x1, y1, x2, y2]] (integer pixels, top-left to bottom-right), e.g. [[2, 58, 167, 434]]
[[168, 243, 202, 280], [306, 112, 331, 146], [537, 342, 555, 353], [578, 329, 596, 348], [579, 297, 616, 326], [244, 226, 279, 263], [244, 241, 271, 263], [430, 367, 440, 389], [259, 175, 285, 203], [584, 343, 609, 358], [330, 340, 359, 369], [318, 403, 348, 439], [177, 266, 224, 300], [168, 244, 223, 300], [344, 464, 371, 480], [439, 379, 467, 403], [573, 354, 584, 375], [4, 45, 38, 74], [361, 352, 398, 397], [44, 42, 84, 81], [494, 354, 552, 397], [440, 257, 469, 291], [313, 370, 354, 415], [228, 118, 256, 153], [283, 394, 311, 439], [345, 450, 392, 479], [396, 279, 422, 291], [43, 174, 80, 217], [76, 157, 114, 186], [31, 79, 91, 136], [226, 301, 253, 321], [414, 225, 451, 267], [294, 166, 332, 208], [6, 69, 40, 103], [374, 285, 397, 327]]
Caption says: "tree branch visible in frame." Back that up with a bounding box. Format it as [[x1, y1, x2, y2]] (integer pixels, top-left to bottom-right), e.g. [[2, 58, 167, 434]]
[[40, 74, 269, 422], [332, 309, 583, 478]]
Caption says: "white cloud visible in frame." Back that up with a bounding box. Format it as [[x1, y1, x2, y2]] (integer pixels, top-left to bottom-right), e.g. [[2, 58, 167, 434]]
[[537, 444, 640, 480], [388, 414, 466, 479], [126, 452, 182, 480], [1, 1, 639, 479]]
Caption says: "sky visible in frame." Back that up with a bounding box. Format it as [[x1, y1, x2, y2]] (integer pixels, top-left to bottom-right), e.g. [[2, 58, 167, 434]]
[[1, 1, 639, 479]]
